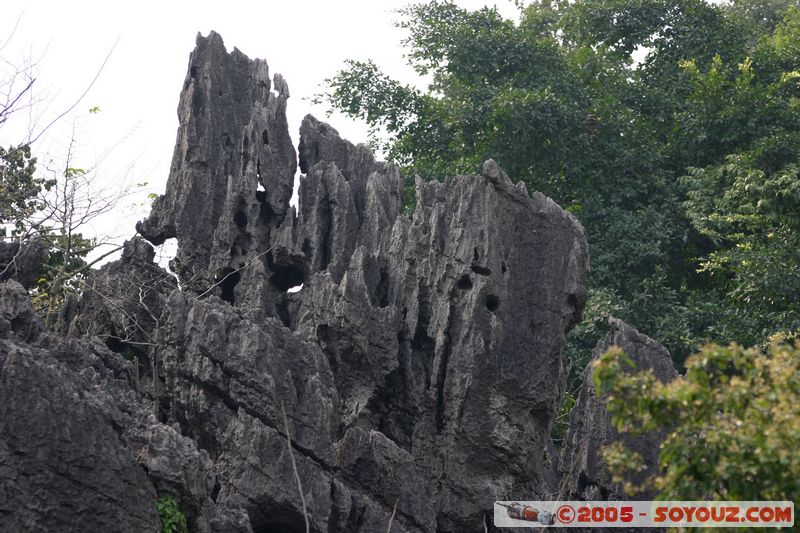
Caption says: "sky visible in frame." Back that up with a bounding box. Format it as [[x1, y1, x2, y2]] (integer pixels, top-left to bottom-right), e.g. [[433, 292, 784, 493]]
[[1, 0, 519, 263]]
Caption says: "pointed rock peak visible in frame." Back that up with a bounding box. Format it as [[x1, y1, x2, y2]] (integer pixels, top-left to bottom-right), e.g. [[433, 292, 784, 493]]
[[481, 159, 514, 190], [135, 31, 295, 293], [298, 114, 370, 176], [196, 30, 225, 48]]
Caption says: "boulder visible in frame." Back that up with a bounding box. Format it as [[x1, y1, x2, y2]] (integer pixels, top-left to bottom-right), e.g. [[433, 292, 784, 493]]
[[0, 237, 48, 289], [559, 317, 677, 502]]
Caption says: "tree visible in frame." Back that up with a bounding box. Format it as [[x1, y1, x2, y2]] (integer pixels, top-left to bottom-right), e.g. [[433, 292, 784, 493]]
[[26, 116, 135, 320], [1, 20, 131, 320], [593, 340, 800, 501], [675, 8, 800, 344], [0, 144, 45, 236]]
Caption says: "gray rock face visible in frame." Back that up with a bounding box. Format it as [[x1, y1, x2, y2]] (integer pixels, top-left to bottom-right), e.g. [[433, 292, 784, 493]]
[[3, 32, 592, 533], [0, 237, 47, 289], [0, 280, 255, 533], [0, 280, 161, 532], [136, 31, 296, 305], [559, 317, 677, 503], [0, 279, 43, 342]]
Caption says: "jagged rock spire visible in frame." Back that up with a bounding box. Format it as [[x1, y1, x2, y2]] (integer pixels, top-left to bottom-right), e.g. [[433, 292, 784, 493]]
[[3, 32, 592, 533]]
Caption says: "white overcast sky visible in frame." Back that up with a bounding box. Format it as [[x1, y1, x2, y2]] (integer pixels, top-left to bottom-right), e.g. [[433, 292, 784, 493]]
[[1, 0, 519, 259]]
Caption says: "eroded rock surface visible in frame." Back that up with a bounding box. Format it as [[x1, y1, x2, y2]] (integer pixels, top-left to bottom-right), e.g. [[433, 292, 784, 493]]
[[0, 280, 159, 532], [559, 317, 677, 503], [0, 279, 254, 533], [0, 237, 47, 289], [2, 32, 593, 533]]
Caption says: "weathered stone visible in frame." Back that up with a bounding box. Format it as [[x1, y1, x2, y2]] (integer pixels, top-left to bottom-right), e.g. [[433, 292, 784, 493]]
[[0, 279, 43, 342], [0, 237, 48, 289], [559, 317, 677, 503], [136, 31, 296, 313], [135, 419, 215, 522], [65, 236, 177, 399], [2, 32, 594, 533], [0, 280, 160, 532], [134, 32, 588, 532], [1, 279, 259, 532]]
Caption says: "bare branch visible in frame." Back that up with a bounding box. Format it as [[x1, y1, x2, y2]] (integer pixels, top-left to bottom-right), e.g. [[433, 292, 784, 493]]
[[28, 37, 119, 145], [77, 278, 155, 344], [0, 76, 35, 127], [70, 243, 124, 274], [196, 246, 274, 299], [0, 9, 26, 53], [0, 237, 27, 280]]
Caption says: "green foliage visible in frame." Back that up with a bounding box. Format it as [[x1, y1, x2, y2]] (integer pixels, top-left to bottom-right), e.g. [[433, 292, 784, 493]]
[[551, 384, 578, 447], [1, 146, 102, 327], [30, 231, 94, 317], [593, 340, 800, 500], [156, 495, 187, 533], [677, 15, 800, 343], [564, 287, 625, 380], [0, 144, 48, 236], [321, 0, 800, 367], [724, 0, 798, 40]]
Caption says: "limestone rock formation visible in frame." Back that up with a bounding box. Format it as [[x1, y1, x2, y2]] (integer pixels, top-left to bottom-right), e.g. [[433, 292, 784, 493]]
[[0, 279, 160, 532], [559, 317, 677, 502], [0, 279, 256, 533], [0, 237, 47, 289], [1, 32, 594, 533]]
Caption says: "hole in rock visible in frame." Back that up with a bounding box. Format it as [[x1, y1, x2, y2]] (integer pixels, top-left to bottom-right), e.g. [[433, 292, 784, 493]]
[[270, 264, 305, 292], [261, 128, 269, 145], [251, 511, 307, 533], [470, 265, 492, 276], [253, 524, 305, 533], [501, 260, 508, 273], [215, 266, 241, 304], [486, 294, 500, 313], [374, 268, 390, 307], [276, 299, 292, 328], [473, 247, 480, 262], [255, 187, 275, 224], [363, 255, 391, 308], [578, 471, 593, 494], [154, 238, 179, 285], [105, 337, 149, 378], [10, 316, 26, 331], [456, 274, 473, 290], [233, 210, 248, 229]]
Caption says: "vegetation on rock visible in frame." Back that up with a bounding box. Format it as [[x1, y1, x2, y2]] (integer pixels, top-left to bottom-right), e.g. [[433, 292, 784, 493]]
[[594, 340, 800, 501], [156, 495, 188, 533]]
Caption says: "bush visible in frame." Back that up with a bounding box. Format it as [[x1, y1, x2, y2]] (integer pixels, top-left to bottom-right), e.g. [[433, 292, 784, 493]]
[[593, 339, 800, 500], [156, 495, 187, 533]]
